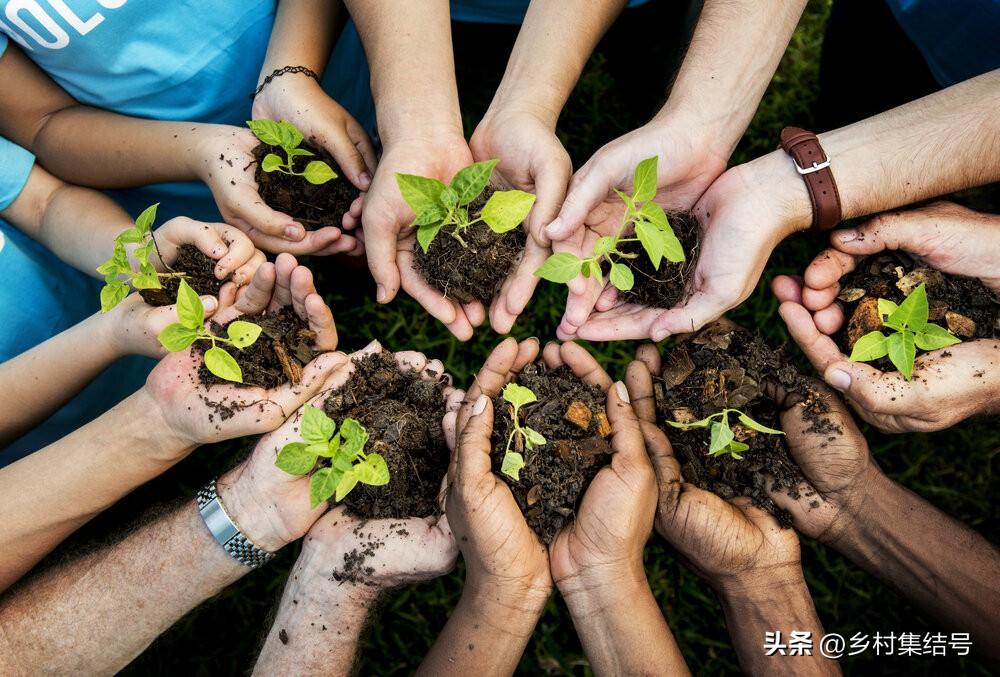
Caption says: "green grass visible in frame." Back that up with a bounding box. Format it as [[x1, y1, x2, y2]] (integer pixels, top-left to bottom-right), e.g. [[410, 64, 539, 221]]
[[106, 1, 1000, 674]]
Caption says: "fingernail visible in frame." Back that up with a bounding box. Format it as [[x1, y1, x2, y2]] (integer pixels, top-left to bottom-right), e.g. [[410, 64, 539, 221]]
[[826, 367, 851, 392], [651, 328, 670, 342], [284, 225, 302, 240], [359, 171, 372, 188], [376, 284, 387, 303], [836, 229, 859, 243], [201, 296, 218, 312], [615, 381, 629, 402], [544, 218, 563, 238], [472, 394, 488, 416]]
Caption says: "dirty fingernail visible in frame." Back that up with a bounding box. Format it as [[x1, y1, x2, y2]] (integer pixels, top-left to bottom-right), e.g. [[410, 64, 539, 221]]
[[826, 367, 852, 392], [836, 229, 859, 243], [376, 284, 388, 303], [472, 394, 488, 416], [615, 381, 630, 402]]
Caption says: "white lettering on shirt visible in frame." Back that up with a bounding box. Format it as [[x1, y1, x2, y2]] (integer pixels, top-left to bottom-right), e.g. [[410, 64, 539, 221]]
[[5, 0, 69, 49], [45, 0, 104, 35], [1, 0, 127, 50]]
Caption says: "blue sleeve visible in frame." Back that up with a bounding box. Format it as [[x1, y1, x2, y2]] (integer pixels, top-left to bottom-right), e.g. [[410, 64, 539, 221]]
[[0, 32, 7, 57], [0, 136, 36, 211]]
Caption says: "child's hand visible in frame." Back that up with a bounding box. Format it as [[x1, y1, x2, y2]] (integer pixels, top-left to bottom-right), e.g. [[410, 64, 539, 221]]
[[105, 291, 219, 358], [151, 217, 265, 288], [191, 125, 362, 256]]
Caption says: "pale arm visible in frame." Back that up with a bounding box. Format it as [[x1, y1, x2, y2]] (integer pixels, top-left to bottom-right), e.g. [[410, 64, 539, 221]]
[[258, 0, 341, 78]]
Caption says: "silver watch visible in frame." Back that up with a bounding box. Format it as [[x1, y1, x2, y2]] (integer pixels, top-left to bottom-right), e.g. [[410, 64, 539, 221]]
[[196, 478, 275, 569]]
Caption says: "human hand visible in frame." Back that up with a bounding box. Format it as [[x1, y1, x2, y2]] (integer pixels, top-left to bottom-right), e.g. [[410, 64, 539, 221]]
[[190, 124, 361, 256], [362, 135, 485, 340], [470, 108, 572, 333], [544, 118, 728, 340], [152, 216, 265, 289]]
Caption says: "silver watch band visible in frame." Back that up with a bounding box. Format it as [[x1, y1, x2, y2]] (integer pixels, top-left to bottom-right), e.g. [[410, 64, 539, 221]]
[[196, 478, 275, 569]]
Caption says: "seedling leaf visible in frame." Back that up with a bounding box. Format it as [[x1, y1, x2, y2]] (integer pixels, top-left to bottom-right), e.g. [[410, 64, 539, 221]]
[[849, 331, 890, 362], [439, 185, 459, 208], [609, 262, 634, 291], [886, 283, 928, 332], [523, 427, 546, 448], [877, 298, 899, 319], [482, 189, 536, 234], [227, 320, 262, 348], [301, 404, 335, 445], [396, 173, 447, 215], [335, 471, 359, 502], [736, 412, 784, 436], [594, 236, 617, 257], [246, 119, 285, 147], [913, 323, 961, 351], [309, 467, 342, 508], [175, 279, 204, 329], [450, 159, 498, 205], [708, 420, 734, 455], [414, 205, 447, 226], [275, 442, 318, 476], [886, 331, 916, 380], [261, 153, 283, 173], [501, 451, 525, 480], [503, 383, 537, 408], [339, 418, 369, 456], [417, 222, 444, 253], [638, 200, 669, 230], [354, 454, 390, 485], [100, 281, 129, 313], [302, 160, 337, 185], [157, 324, 198, 352], [632, 156, 658, 202], [635, 221, 665, 270], [134, 203, 159, 235], [535, 252, 582, 283], [204, 346, 243, 383]]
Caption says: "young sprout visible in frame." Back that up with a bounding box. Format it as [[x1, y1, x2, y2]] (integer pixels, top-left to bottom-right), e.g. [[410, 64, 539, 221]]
[[395, 159, 537, 253], [97, 203, 183, 312], [848, 282, 960, 380], [499, 383, 547, 480], [535, 156, 684, 292], [667, 408, 784, 460], [274, 405, 390, 507], [247, 119, 338, 185], [157, 279, 262, 383]]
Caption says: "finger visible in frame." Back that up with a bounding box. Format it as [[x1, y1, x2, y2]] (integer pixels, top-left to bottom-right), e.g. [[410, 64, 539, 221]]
[[422, 359, 446, 382], [347, 120, 377, 185], [625, 360, 657, 423], [270, 253, 298, 310], [259, 351, 351, 425], [595, 284, 618, 312], [228, 186, 304, 241], [803, 249, 858, 293], [541, 340, 563, 369], [395, 351, 428, 374], [305, 293, 337, 351], [459, 337, 538, 433], [649, 291, 727, 342], [312, 232, 364, 257], [314, 118, 372, 191], [771, 275, 804, 304], [527, 155, 571, 247], [216, 282, 238, 312], [640, 420, 682, 488], [560, 342, 613, 391], [546, 155, 622, 241], [813, 303, 845, 335], [635, 343, 662, 376], [179, 220, 229, 268], [232, 261, 276, 317], [830, 211, 927, 257], [778, 301, 845, 373], [463, 300, 487, 329], [490, 239, 545, 334], [232, 249, 266, 288], [363, 207, 402, 303], [288, 264, 314, 318], [575, 306, 662, 342], [822, 360, 912, 416], [456, 395, 495, 481], [606, 382, 650, 476]]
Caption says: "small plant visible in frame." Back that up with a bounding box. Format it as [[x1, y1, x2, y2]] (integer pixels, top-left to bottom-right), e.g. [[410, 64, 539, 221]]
[[157, 279, 262, 383], [535, 156, 684, 291], [395, 159, 537, 253], [97, 203, 183, 312], [848, 282, 960, 380], [247, 119, 338, 185], [499, 383, 547, 480], [274, 405, 390, 507], [667, 409, 784, 460]]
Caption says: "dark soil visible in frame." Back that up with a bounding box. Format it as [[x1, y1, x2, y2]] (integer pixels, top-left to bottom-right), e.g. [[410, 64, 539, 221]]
[[323, 350, 449, 520], [253, 140, 359, 230], [834, 253, 999, 368], [197, 306, 320, 389], [414, 189, 527, 305], [620, 211, 701, 308], [490, 362, 612, 544], [140, 244, 224, 306], [652, 324, 835, 527]]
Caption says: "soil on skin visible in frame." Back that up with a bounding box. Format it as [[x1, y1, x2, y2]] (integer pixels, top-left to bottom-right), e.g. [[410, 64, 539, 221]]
[[323, 350, 449, 520], [490, 362, 612, 544], [620, 211, 701, 309], [197, 306, 320, 389], [253, 140, 359, 230], [140, 244, 224, 306], [834, 253, 1000, 370], [652, 324, 837, 527], [414, 188, 527, 305]]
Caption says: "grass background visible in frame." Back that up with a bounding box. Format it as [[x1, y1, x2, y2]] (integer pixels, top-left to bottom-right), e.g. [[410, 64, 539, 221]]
[[101, 0, 1000, 673]]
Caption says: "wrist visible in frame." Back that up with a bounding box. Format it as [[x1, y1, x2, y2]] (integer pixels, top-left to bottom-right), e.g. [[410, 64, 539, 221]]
[[714, 563, 809, 608], [734, 150, 814, 238], [124, 388, 198, 463], [187, 123, 230, 180], [215, 467, 294, 554], [377, 108, 464, 150], [557, 559, 650, 615], [461, 570, 551, 637]]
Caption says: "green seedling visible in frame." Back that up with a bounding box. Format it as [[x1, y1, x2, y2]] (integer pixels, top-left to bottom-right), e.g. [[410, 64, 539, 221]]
[[667, 408, 784, 460], [97, 203, 183, 312], [848, 282, 960, 380], [274, 405, 390, 507], [535, 156, 684, 292], [499, 383, 547, 480], [247, 119, 338, 185], [157, 279, 262, 383], [395, 159, 537, 253]]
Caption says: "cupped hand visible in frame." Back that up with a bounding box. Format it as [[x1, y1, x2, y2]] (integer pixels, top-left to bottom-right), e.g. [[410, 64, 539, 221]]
[[470, 109, 572, 333], [154, 216, 265, 288], [362, 135, 485, 340], [773, 276, 1000, 432], [191, 125, 361, 256]]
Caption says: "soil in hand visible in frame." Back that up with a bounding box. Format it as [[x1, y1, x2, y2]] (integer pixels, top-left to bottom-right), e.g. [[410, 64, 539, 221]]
[[652, 325, 835, 527], [198, 306, 320, 388], [620, 211, 700, 309], [140, 244, 224, 306], [490, 362, 612, 544], [323, 350, 449, 520], [253, 140, 359, 231], [414, 188, 527, 305], [835, 252, 999, 367]]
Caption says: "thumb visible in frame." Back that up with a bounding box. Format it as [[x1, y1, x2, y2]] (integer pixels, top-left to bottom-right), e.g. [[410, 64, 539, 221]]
[[638, 420, 681, 491], [546, 162, 617, 241], [831, 211, 927, 257], [362, 206, 402, 303], [313, 117, 373, 191], [527, 155, 571, 246], [823, 360, 909, 415]]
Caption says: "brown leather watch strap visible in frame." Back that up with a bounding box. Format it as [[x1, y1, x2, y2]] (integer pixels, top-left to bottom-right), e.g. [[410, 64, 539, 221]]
[[779, 127, 842, 231]]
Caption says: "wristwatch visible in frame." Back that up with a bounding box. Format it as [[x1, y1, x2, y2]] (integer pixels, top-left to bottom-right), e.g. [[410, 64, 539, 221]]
[[196, 478, 275, 569], [779, 126, 843, 231]]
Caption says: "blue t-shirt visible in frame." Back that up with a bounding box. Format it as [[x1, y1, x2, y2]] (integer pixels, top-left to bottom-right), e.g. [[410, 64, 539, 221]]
[[451, 0, 649, 23], [885, 0, 1000, 87], [0, 136, 151, 462]]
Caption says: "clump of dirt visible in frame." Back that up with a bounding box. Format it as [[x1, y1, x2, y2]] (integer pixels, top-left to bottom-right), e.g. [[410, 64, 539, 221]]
[[490, 362, 612, 544], [834, 253, 999, 367], [197, 306, 320, 388], [620, 211, 701, 308], [323, 350, 449, 519], [253, 140, 359, 230], [414, 188, 527, 304], [652, 324, 834, 527], [331, 523, 386, 586], [140, 244, 224, 306]]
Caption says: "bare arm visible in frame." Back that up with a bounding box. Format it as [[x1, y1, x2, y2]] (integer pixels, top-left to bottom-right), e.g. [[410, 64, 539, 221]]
[[258, 0, 341, 79]]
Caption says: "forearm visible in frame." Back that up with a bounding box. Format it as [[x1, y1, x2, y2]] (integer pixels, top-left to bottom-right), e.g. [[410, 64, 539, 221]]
[[828, 470, 1000, 657], [258, 0, 342, 79], [0, 390, 194, 590], [418, 574, 550, 675], [0, 500, 246, 674], [345, 0, 461, 145], [0, 312, 121, 446], [717, 572, 839, 676], [487, 0, 628, 126], [253, 551, 376, 676], [657, 0, 807, 158], [560, 567, 689, 675]]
